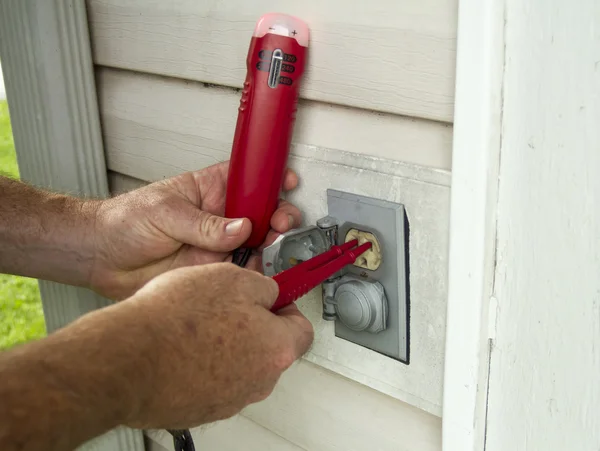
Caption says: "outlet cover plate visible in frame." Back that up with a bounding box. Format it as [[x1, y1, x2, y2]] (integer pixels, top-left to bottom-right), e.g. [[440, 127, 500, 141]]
[[327, 189, 409, 363]]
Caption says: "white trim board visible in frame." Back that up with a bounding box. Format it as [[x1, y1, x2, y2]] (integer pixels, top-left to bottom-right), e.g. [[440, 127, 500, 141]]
[[444, 0, 600, 449], [485, 0, 600, 449], [442, 0, 504, 449]]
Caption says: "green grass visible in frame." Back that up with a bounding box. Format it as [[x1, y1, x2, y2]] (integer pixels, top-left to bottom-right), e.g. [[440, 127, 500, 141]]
[[0, 275, 45, 350], [0, 101, 19, 178], [0, 99, 46, 350]]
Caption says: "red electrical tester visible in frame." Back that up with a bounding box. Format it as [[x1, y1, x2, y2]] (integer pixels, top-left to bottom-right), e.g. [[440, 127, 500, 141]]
[[224, 14, 371, 310], [225, 13, 309, 266]]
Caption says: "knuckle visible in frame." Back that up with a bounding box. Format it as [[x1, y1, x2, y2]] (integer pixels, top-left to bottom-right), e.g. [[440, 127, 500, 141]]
[[301, 328, 315, 354], [272, 346, 296, 373], [255, 385, 276, 403], [220, 261, 241, 273], [233, 265, 259, 283], [204, 263, 249, 302], [247, 379, 278, 404], [198, 211, 223, 237], [142, 191, 171, 222]]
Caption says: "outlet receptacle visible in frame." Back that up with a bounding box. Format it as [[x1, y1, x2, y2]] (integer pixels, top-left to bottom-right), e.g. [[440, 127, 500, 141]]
[[327, 189, 409, 363], [344, 228, 383, 271]]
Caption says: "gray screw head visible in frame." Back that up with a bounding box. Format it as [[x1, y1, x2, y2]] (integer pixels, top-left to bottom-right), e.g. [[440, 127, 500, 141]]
[[317, 215, 338, 229]]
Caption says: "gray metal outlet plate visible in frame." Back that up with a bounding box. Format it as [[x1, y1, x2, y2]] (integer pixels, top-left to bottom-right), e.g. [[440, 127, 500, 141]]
[[327, 189, 409, 363]]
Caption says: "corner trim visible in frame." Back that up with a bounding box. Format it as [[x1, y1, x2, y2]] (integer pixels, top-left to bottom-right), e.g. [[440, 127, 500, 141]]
[[442, 0, 505, 449]]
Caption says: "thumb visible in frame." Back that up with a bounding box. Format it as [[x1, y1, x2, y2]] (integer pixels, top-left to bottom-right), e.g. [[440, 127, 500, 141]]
[[162, 202, 252, 252]]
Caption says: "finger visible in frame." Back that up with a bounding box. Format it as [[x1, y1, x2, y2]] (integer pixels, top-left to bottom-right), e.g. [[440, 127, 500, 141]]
[[270, 199, 302, 233], [245, 253, 264, 273], [282, 169, 299, 192], [162, 201, 252, 252], [258, 230, 281, 251], [198, 262, 278, 307], [236, 268, 280, 309], [181, 246, 229, 266], [275, 304, 314, 358]]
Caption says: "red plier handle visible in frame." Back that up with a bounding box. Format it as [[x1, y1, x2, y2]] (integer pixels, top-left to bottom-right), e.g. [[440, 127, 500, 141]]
[[270, 239, 372, 312]]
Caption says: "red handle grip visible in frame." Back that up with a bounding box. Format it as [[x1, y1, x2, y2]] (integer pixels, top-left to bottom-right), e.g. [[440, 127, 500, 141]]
[[225, 15, 309, 248]]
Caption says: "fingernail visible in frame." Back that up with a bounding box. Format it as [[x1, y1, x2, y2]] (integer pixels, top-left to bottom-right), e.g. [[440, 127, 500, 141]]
[[287, 215, 295, 229], [225, 219, 244, 236]]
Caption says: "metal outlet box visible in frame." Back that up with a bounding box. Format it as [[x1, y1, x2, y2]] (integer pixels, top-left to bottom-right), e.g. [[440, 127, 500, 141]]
[[327, 189, 409, 363]]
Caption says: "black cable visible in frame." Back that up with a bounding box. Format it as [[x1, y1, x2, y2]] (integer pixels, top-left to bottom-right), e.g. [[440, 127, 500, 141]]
[[169, 429, 195, 451], [232, 248, 252, 268]]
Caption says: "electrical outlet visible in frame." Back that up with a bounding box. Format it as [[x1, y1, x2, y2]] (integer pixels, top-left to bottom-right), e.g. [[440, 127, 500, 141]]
[[327, 189, 409, 363]]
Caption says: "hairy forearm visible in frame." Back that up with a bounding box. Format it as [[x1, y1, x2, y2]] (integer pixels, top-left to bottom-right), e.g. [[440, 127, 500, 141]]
[[0, 176, 99, 287], [0, 300, 154, 451]]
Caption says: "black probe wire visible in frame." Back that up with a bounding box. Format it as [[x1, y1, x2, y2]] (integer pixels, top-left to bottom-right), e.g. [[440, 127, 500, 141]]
[[232, 248, 252, 268], [168, 429, 195, 451], [167, 248, 251, 451]]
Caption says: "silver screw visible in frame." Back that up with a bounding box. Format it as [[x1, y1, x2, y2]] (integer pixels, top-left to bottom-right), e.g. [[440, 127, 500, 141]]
[[317, 216, 338, 229]]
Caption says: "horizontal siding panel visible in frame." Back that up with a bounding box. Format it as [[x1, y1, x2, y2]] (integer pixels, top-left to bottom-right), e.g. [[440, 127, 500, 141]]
[[97, 68, 453, 174], [245, 360, 441, 451], [87, 0, 457, 122], [143, 361, 442, 451]]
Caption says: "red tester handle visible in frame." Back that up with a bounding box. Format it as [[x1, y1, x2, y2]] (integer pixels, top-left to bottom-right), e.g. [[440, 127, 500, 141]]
[[225, 14, 309, 248]]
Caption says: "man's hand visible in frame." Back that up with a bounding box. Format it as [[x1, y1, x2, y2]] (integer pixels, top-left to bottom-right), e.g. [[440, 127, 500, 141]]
[[0, 263, 314, 451], [0, 163, 300, 296], [123, 263, 313, 428], [91, 162, 301, 300]]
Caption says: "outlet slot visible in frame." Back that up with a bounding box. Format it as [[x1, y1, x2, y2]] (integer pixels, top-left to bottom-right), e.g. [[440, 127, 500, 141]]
[[344, 228, 383, 271]]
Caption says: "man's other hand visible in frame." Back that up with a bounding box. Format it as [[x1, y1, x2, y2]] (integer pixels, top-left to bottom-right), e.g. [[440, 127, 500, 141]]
[[91, 162, 301, 300], [0, 263, 314, 449], [118, 263, 313, 429]]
